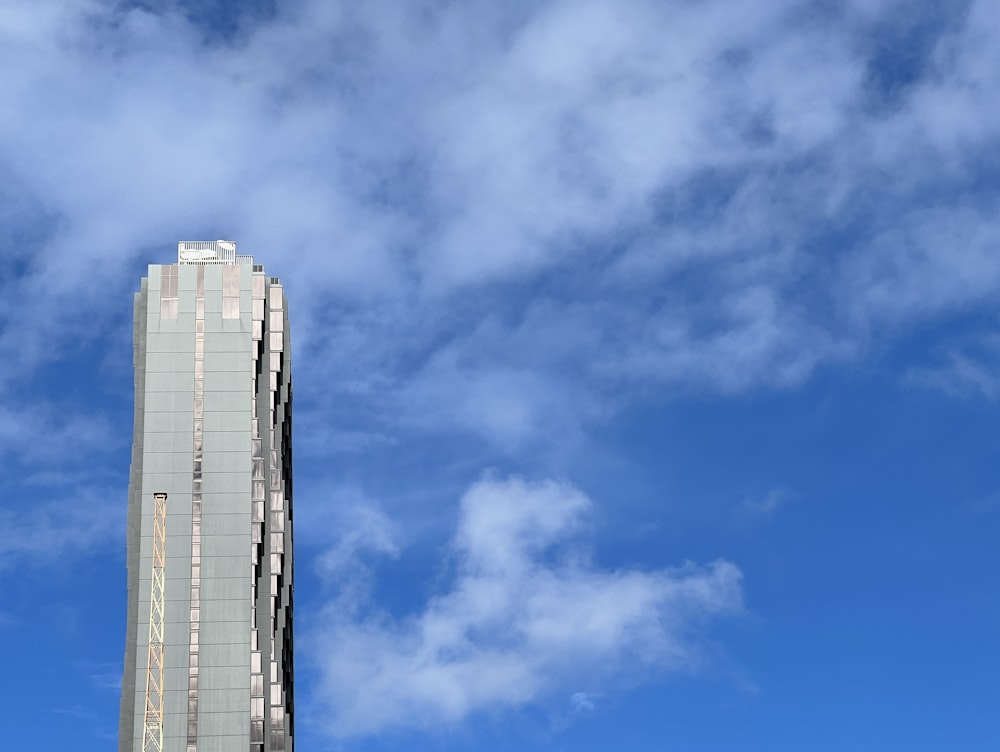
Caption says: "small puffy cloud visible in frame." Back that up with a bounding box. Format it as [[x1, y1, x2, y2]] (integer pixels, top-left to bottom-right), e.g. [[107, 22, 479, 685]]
[[308, 476, 742, 737]]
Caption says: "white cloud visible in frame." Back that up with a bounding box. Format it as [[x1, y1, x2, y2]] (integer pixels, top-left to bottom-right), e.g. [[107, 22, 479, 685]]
[[1, 0, 999, 452], [308, 476, 742, 737]]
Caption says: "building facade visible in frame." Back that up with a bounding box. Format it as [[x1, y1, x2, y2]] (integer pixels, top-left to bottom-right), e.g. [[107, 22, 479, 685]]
[[119, 242, 293, 752]]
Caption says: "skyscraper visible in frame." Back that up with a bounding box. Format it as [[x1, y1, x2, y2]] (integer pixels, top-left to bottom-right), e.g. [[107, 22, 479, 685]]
[[119, 242, 293, 752]]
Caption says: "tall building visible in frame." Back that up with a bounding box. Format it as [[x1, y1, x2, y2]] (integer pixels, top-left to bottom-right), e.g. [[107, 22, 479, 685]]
[[119, 242, 294, 752]]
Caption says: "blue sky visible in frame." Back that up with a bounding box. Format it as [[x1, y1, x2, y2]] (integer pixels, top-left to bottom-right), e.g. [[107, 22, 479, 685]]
[[2, 0, 1000, 749]]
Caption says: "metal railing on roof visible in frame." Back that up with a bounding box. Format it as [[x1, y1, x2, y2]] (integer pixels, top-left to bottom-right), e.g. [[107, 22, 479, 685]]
[[177, 240, 254, 266]]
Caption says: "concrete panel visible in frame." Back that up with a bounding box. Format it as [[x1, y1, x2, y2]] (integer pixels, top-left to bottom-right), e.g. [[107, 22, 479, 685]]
[[200, 641, 252, 667], [205, 350, 251, 372], [205, 452, 250, 474], [145, 332, 195, 354], [201, 556, 248, 579], [204, 311, 223, 332], [201, 620, 247, 646], [205, 332, 250, 353], [203, 513, 250, 536], [141, 452, 193, 475], [200, 666, 248, 691], [203, 534, 252, 558], [164, 642, 190, 674], [142, 431, 193, 454], [145, 371, 195, 392], [205, 371, 250, 392], [198, 710, 249, 737], [202, 471, 251, 494], [221, 316, 250, 334], [163, 663, 188, 693], [163, 532, 194, 558], [199, 689, 251, 714], [150, 317, 181, 334], [145, 352, 195, 373], [205, 289, 223, 313], [203, 576, 250, 601], [178, 264, 198, 290], [203, 494, 250, 516], [204, 391, 250, 413], [142, 391, 198, 413], [162, 691, 188, 729], [202, 596, 251, 624], [162, 709, 186, 742], [178, 289, 196, 314], [204, 412, 251, 432], [142, 411, 195, 433], [204, 264, 222, 291], [199, 730, 251, 751], [203, 431, 250, 453]]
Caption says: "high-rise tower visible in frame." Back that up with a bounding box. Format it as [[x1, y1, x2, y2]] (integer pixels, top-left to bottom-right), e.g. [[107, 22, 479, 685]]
[[119, 242, 294, 752]]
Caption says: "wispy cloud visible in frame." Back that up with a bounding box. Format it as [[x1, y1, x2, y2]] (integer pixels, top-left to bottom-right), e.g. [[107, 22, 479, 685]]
[[307, 476, 742, 737], [0, 404, 119, 465], [906, 338, 1000, 401], [314, 502, 401, 579], [0, 486, 122, 570], [739, 487, 797, 521], [569, 691, 601, 714]]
